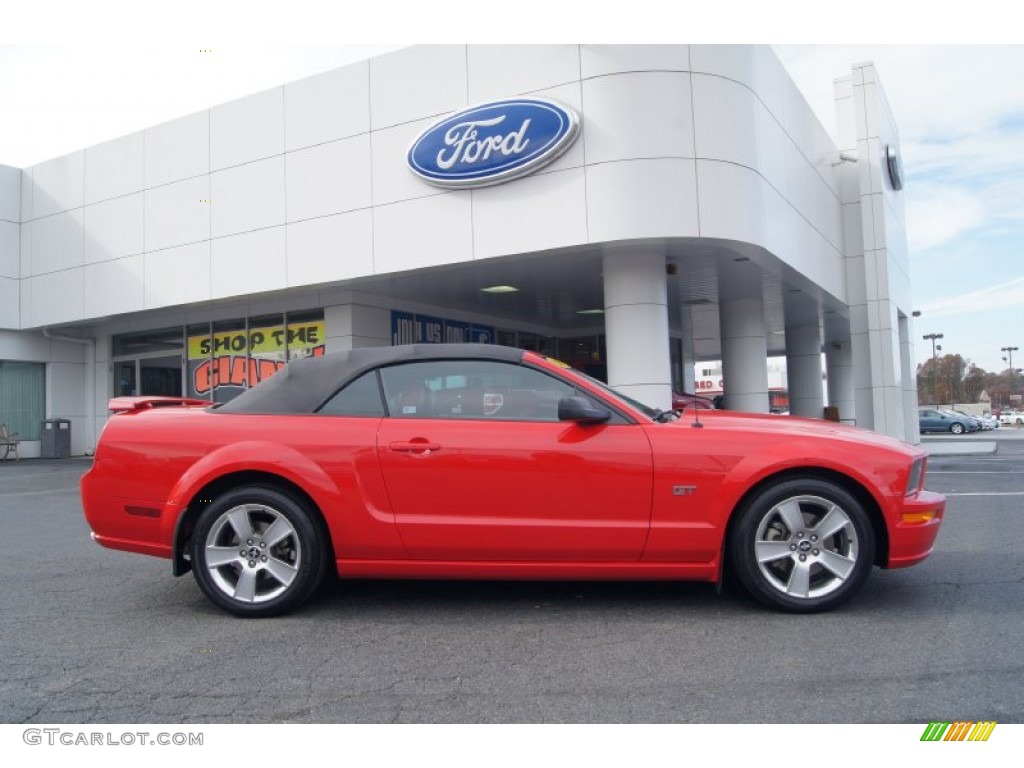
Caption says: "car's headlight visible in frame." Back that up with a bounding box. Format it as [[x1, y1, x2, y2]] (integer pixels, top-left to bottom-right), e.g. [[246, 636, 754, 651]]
[[905, 457, 925, 496]]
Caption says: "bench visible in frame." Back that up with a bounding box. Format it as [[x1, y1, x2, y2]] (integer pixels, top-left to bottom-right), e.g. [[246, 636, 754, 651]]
[[1, 423, 20, 461]]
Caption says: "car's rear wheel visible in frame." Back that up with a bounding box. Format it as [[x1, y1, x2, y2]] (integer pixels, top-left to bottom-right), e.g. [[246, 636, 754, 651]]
[[729, 478, 875, 613], [950, 422, 965, 434], [190, 486, 326, 617]]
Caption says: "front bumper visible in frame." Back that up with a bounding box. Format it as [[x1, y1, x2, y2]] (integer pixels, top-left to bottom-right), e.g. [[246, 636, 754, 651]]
[[886, 489, 945, 568]]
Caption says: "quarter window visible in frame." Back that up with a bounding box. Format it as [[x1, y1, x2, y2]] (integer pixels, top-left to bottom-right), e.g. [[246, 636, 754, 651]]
[[318, 371, 386, 417]]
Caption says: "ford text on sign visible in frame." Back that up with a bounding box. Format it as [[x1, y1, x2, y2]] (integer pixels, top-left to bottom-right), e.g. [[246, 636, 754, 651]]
[[407, 98, 580, 189]]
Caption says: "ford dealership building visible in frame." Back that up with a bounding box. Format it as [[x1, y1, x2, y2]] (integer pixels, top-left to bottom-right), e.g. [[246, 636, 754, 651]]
[[0, 45, 919, 457]]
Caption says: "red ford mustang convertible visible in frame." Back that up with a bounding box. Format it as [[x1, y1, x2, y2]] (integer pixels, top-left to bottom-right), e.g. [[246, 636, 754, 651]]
[[82, 344, 944, 617]]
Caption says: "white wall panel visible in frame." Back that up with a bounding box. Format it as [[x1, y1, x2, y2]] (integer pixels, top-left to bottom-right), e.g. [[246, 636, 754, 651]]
[[756, 101, 789, 198], [586, 159, 698, 242], [30, 152, 84, 219], [0, 221, 17, 278], [30, 269, 83, 326], [48, 361, 85, 418], [210, 227, 286, 300], [30, 209, 84, 275], [85, 132, 144, 205], [19, 222, 31, 278], [287, 209, 373, 288], [369, 46, 467, 129], [144, 241, 211, 309], [467, 45, 579, 102], [0, 328, 52, 360], [211, 87, 284, 171], [581, 45, 690, 79], [20, 169, 32, 222], [145, 110, 209, 188], [84, 255, 144, 317], [286, 135, 371, 222], [690, 45, 756, 91], [370, 116, 447, 206], [285, 62, 370, 152], [0, 277, 17, 328], [692, 74, 759, 171], [583, 73, 694, 165], [0, 164, 19, 222], [211, 157, 285, 238], [19, 277, 31, 327], [750, 46, 786, 127], [473, 167, 587, 259], [696, 160, 765, 244], [373, 193, 472, 274], [526, 82, 585, 175], [83, 193, 144, 264], [762, 185, 798, 269], [144, 176, 210, 252]]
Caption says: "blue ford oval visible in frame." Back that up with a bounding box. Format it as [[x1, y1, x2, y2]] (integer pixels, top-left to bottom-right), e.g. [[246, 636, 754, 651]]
[[408, 98, 580, 189]]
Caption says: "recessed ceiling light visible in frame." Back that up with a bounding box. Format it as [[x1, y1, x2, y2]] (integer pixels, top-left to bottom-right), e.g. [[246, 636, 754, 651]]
[[481, 285, 519, 294], [576, 308, 605, 315]]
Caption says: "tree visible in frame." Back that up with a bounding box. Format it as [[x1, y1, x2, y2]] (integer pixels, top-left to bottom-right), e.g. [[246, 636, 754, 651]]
[[916, 354, 983, 406]]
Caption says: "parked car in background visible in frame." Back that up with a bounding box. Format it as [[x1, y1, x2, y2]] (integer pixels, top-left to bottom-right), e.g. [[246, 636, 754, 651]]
[[81, 344, 944, 617], [998, 410, 1024, 426], [951, 410, 989, 431], [672, 391, 716, 410], [959, 412, 998, 430], [918, 408, 980, 435]]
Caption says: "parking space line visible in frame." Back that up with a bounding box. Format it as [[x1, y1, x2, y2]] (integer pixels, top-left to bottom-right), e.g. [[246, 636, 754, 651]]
[[943, 491, 1024, 496]]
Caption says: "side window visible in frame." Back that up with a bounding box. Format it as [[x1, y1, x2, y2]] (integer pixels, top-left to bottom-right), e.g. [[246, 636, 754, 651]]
[[318, 371, 386, 416], [379, 360, 608, 422]]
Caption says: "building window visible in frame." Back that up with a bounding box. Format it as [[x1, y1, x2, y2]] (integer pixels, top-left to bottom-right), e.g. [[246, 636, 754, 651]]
[[115, 311, 325, 404], [0, 362, 46, 441]]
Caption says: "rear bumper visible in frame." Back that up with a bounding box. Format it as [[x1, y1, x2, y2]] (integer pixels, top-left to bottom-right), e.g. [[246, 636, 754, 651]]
[[886, 490, 945, 568], [81, 467, 178, 559]]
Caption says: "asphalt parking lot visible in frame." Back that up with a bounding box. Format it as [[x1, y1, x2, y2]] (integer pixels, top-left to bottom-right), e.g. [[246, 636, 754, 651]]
[[2, 436, 1022, 724]]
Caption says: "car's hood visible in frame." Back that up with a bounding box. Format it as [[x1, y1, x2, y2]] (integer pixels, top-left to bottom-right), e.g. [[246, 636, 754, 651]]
[[667, 409, 922, 456]]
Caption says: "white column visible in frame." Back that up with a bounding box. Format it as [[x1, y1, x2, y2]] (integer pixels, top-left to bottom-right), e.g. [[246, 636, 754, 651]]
[[324, 304, 390, 353], [899, 314, 919, 443], [785, 323, 824, 418], [679, 305, 696, 393], [720, 296, 769, 413], [825, 341, 856, 424], [603, 248, 672, 410]]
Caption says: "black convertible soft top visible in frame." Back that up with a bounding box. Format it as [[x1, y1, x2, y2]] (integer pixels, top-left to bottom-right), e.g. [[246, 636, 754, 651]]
[[216, 343, 527, 414]]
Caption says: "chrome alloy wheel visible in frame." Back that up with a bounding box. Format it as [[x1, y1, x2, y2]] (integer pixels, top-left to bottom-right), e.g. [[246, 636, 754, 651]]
[[203, 503, 301, 604], [753, 495, 859, 600]]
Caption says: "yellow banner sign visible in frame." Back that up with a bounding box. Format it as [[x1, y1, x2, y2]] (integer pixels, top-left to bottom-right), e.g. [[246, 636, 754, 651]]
[[187, 321, 324, 360]]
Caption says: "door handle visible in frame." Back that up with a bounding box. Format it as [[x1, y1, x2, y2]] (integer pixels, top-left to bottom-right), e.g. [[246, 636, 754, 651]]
[[388, 440, 442, 454]]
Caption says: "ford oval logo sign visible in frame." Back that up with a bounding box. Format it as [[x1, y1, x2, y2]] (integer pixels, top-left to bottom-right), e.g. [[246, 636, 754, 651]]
[[408, 98, 580, 189]]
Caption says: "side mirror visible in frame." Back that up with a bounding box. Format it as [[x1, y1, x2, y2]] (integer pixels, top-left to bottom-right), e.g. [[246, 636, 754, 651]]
[[558, 396, 611, 425]]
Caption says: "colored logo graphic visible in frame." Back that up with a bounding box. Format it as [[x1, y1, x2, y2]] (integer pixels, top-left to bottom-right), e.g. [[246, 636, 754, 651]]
[[920, 721, 997, 741], [408, 98, 580, 189]]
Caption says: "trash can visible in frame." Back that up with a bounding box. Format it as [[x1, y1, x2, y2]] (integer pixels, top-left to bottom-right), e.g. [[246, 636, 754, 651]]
[[41, 418, 71, 459]]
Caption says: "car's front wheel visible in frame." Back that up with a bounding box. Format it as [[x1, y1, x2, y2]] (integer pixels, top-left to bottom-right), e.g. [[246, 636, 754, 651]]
[[190, 486, 327, 617], [950, 422, 965, 434], [729, 478, 875, 613]]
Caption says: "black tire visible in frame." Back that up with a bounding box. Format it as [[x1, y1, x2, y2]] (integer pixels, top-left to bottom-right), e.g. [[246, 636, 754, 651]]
[[190, 485, 327, 617], [950, 422, 965, 434], [729, 478, 875, 613]]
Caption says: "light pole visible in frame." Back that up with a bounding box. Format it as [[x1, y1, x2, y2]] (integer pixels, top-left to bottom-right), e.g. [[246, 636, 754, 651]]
[[1003, 346, 1019, 409], [923, 333, 944, 407]]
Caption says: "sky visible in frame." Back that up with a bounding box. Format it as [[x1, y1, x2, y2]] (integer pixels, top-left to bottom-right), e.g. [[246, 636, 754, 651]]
[[2, 2, 1021, 375]]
